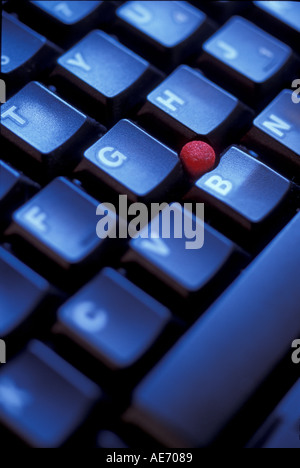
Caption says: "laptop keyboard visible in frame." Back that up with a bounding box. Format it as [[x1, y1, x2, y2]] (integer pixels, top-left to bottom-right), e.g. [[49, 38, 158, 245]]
[[0, 0, 300, 448]]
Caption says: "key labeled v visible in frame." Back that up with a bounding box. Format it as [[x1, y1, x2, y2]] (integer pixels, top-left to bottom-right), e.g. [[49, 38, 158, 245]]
[[66, 53, 91, 72]]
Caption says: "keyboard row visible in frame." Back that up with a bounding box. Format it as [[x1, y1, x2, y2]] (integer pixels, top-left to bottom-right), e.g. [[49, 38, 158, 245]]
[[1, 210, 300, 447], [2, 6, 299, 108]]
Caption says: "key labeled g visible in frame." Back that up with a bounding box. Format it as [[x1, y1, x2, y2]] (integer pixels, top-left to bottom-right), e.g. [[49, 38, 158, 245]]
[[97, 146, 127, 168]]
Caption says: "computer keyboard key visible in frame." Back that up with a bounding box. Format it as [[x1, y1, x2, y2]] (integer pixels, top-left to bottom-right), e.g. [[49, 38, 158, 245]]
[[199, 17, 294, 106], [138, 65, 253, 151], [76, 119, 181, 202], [0, 161, 38, 227], [123, 203, 238, 298], [244, 90, 300, 173], [6, 177, 117, 271], [254, 1, 300, 51], [188, 146, 291, 230], [1, 13, 58, 95], [58, 268, 170, 370], [0, 82, 97, 176], [0, 340, 101, 447], [52, 30, 162, 124], [124, 212, 300, 447], [19, 1, 114, 46], [0, 247, 49, 338], [116, 1, 214, 70], [248, 379, 300, 448]]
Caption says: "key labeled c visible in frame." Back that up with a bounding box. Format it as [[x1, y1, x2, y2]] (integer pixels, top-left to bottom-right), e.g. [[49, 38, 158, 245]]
[[97, 146, 127, 168]]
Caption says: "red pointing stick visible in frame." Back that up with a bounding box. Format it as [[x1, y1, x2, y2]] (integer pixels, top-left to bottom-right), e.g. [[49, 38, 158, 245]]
[[180, 141, 216, 179]]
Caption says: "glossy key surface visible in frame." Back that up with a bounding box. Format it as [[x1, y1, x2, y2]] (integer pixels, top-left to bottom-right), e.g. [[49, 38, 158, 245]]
[[58, 268, 170, 369], [188, 146, 291, 229], [125, 212, 300, 447], [0, 340, 101, 447], [52, 30, 161, 123], [7, 177, 116, 270], [138, 65, 252, 150], [116, 1, 212, 69], [123, 203, 237, 298], [77, 119, 181, 202], [0, 82, 93, 174], [199, 16, 293, 106], [245, 90, 300, 172]]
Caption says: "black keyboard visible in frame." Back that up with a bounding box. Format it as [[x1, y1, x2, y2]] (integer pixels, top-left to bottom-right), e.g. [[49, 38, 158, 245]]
[[1, 0, 300, 449]]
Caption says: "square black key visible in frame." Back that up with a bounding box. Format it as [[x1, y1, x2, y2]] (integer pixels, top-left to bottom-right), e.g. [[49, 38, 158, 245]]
[[6, 177, 117, 272], [0, 82, 99, 177], [244, 90, 300, 174], [199, 16, 294, 107], [254, 1, 300, 52], [0, 340, 101, 447], [18, 1, 115, 46], [1, 12, 58, 95], [116, 1, 214, 70], [51, 30, 162, 124], [138, 65, 253, 151], [58, 268, 170, 369], [76, 119, 182, 202], [123, 203, 238, 299], [188, 146, 291, 230]]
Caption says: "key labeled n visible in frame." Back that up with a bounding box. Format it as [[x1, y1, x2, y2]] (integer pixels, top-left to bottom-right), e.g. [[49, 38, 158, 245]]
[[262, 114, 291, 138]]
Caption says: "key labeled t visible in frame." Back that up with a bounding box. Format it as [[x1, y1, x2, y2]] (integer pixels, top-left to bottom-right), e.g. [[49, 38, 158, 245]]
[[1, 106, 27, 126]]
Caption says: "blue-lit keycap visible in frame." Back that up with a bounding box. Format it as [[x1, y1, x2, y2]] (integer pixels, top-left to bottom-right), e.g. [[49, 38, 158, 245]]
[[125, 212, 300, 447], [0, 161, 38, 226], [1, 13, 57, 93], [249, 379, 300, 448], [245, 90, 300, 171], [200, 17, 294, 106], [52, 30, 161, 123], [123, 203, 237, 298], [0, 340, 101, 447], [58, 268, 170, 369], [0, 82, 93, 173], [138, 65, 252, 150], [77, 119, 181, 202], [189, 146, 291, 230], [32, 1, 103, 24], [0, 247, 49, 337], [7, 178, 117, 270], [254, 1, 300, 51], [19, 1, 114, 46], [116, 1, 212, 69]]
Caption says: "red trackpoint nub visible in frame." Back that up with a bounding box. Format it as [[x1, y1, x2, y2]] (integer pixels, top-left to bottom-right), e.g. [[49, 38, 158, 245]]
[[180, 141, 216, 179]]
